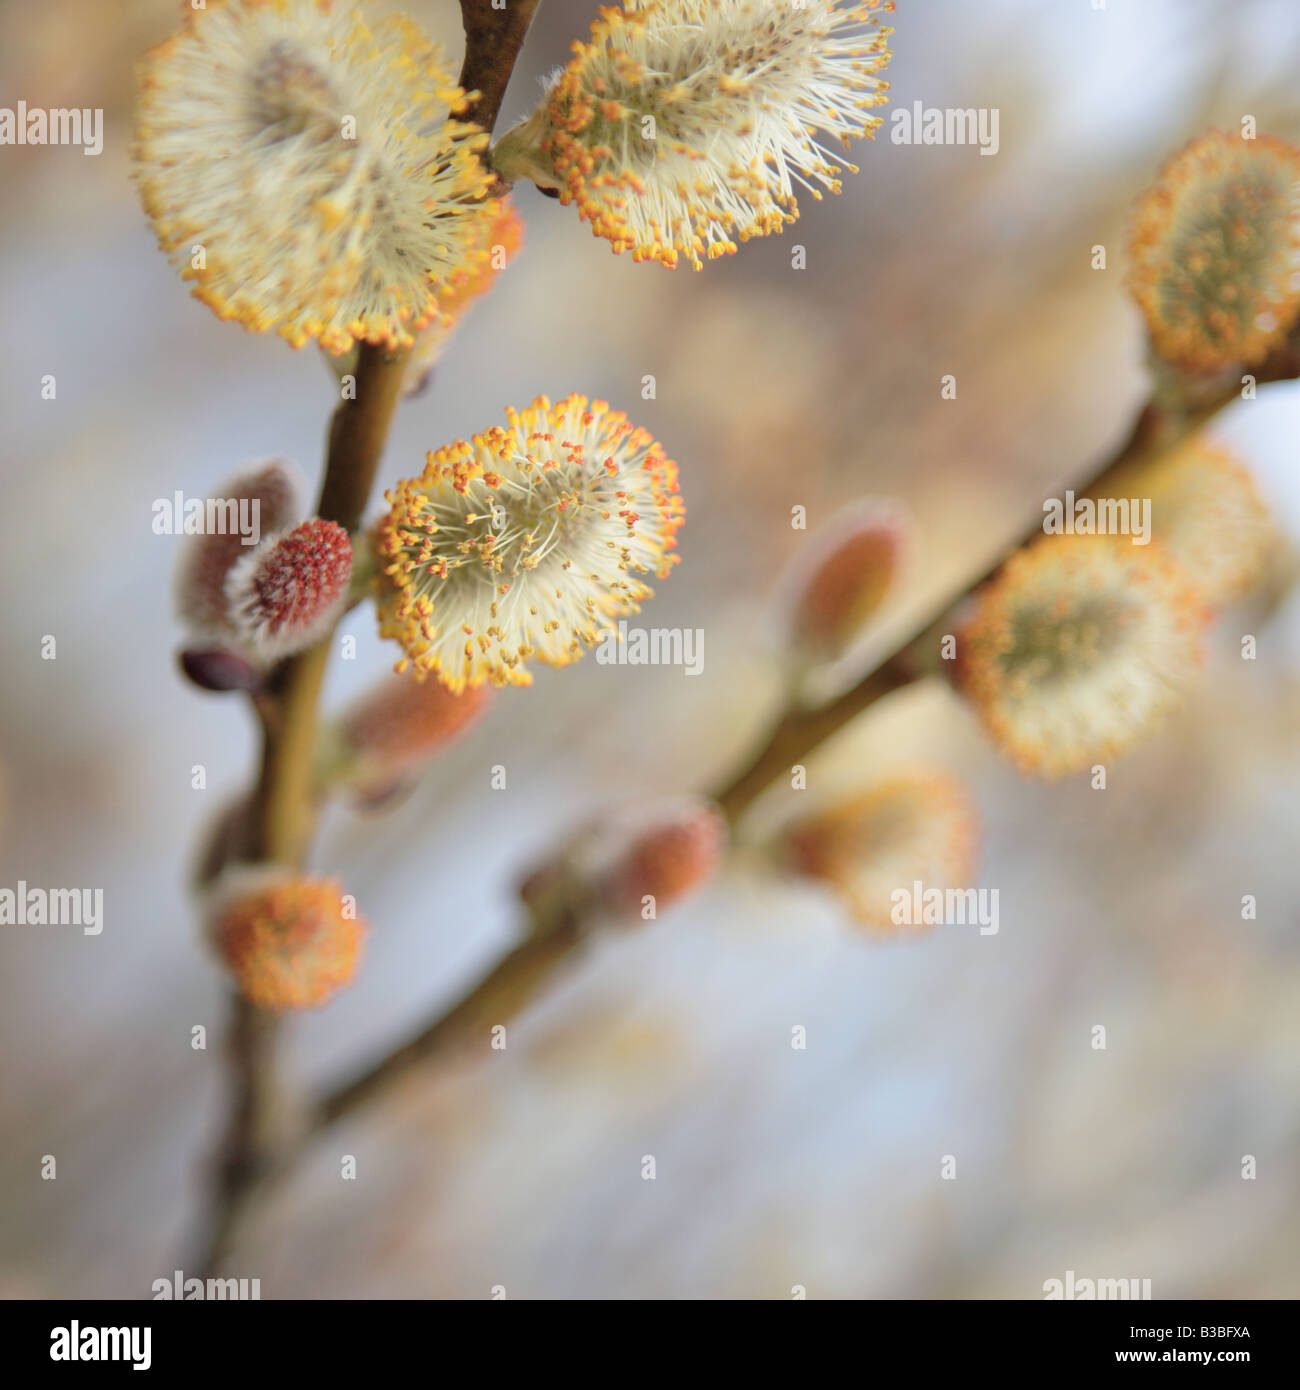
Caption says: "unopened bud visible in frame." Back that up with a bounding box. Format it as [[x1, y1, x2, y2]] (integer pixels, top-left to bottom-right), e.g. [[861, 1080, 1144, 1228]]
[[178, 645, 265, 694], [521, 797, 727, 930], [331, 671, 491, 798], [606, 800, 728, 917], [174, 460, 301, 636], [785, 499, 908, 668], [226, 518, 352, 661]]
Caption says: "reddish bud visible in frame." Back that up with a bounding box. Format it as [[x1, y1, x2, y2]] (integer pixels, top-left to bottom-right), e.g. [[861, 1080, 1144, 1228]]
[[226, 519, 352, 661], [334, 672, 491, 798], [174, 460, 301, 635], [785, 499, 908, 667], [522, 797, 727, 929], [606, 800, 728, 918], [178, 645, 265, 694]]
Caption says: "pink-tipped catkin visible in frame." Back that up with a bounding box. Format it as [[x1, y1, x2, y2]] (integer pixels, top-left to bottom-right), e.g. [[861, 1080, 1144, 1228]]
[[174, 460, 301, 635], [226, 518, 352, 661]]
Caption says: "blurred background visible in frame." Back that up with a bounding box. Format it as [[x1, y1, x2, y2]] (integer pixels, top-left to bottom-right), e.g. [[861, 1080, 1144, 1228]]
[[3, 0, 1300, 1298]]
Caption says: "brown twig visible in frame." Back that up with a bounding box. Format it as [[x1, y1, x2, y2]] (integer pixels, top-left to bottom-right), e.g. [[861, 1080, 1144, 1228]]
[[714, 392, 1182, 821], [459, 0, 542, 150], [183, 0, 544, 1280], [307, 347, 1300, 1137], [188, 342, 409, 1277], [317, 915, 584, 1130], [186, 0, 1300, 1262]]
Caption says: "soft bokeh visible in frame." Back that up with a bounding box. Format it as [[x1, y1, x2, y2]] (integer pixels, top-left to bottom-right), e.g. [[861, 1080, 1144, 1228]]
[[2, 0, 1299, 1298]]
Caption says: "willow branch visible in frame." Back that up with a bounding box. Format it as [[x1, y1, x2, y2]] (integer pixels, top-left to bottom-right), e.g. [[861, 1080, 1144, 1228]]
[[186, 3, 542, 1276], [716, 392, 1174, 820], [308, 345, 1300, 1136], [317, 916, 584, 1130], [189, 342, 409, 1275], [459, 0, 542, 144]]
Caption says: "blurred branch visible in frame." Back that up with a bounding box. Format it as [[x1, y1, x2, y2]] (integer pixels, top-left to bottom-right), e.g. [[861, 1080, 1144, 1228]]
[[719, 337, 1300, 820], [718, 388, 1229, 819], [317, 916, 583, 1130], [307, 340, 1300, 1136]]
